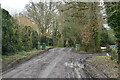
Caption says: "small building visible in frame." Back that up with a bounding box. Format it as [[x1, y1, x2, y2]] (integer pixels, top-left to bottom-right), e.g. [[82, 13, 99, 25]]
[[100, 46, 106, 51], [110, 45, 116, 49], [101, 46, 106, 49]]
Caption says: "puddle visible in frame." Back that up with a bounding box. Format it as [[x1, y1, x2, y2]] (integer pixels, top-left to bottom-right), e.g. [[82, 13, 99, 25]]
[[64, 62, 84, 69]]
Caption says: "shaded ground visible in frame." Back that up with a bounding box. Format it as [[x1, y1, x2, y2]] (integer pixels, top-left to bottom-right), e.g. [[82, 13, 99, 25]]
[[2, 48, 117, 79], [85, 56, 119, 78]]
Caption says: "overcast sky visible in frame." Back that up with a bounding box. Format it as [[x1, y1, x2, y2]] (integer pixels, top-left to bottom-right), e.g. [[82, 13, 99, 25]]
[[0, 0, 31, 14], [0, 0, 57, 15], [0, 0, 118, 15]]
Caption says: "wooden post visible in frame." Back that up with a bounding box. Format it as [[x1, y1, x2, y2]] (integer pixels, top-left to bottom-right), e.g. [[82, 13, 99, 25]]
[[66, 40, 68, 47]]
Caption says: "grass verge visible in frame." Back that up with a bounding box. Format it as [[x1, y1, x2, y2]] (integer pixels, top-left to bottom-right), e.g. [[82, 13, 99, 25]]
[[46, 46, 54, 49], [2, 49, 43, 64], [2, 46, 54, 64], [86, 56, 119, 78]]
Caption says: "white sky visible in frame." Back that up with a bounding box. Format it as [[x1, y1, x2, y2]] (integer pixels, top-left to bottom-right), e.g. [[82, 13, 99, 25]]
[[0, 0, 31, 15], [0, 0, 119, 15], [0, 0, 60, 15], [0, 0, 58, 15]]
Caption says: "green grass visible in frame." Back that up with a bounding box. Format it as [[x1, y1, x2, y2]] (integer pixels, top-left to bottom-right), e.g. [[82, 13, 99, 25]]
[[46, 46, 54, 49], [68, 46, 74, 48], [96, 56, 111, 58], [96, 56, 111, 59], [2, 49, 42, 64], [2, 46, 55, 64]]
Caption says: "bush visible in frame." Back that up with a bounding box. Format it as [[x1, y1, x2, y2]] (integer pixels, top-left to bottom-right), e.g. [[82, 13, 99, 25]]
[[32, 30, 38, 49], [2, 9, 20, 54], [111, 47, 118, 62], [2, 9, 39, 55]]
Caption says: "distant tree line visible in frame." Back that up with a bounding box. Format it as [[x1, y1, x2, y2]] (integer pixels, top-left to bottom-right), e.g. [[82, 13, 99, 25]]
[[2, 1, 117, 56], [56, 2, 115, 52], [24, 2, 116, 52]]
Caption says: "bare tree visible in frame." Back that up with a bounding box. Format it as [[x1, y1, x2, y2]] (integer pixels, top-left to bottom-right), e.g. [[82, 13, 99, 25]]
[[25, 2, 58, 40]]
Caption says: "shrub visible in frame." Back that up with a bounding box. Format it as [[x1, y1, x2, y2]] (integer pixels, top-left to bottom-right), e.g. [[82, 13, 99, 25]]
[[2, 9, 39, 55], [111, 47, 118, 62], [2, 9, 20, 54]]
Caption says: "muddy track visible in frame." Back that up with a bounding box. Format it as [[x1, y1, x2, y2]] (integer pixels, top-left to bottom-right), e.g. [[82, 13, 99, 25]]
[[2, 48, 105, 78]]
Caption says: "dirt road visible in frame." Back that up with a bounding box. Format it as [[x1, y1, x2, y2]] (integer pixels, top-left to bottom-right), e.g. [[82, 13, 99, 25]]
[[3, 48, 101, 78]]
